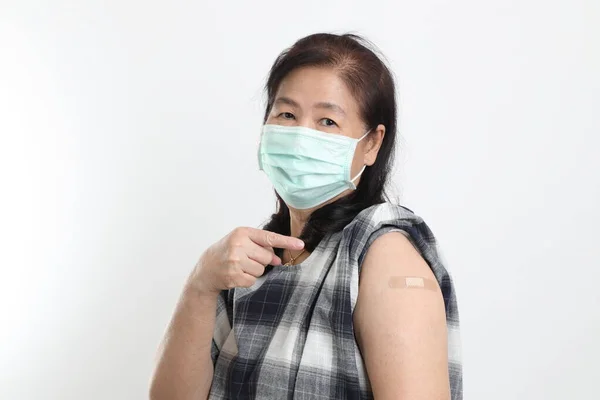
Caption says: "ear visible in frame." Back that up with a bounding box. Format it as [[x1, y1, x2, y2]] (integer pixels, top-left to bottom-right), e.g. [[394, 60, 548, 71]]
[[364, 124, 386, 166]]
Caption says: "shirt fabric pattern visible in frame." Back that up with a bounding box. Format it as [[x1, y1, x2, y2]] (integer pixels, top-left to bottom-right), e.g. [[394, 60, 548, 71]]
[[208, 202, 462, 399]]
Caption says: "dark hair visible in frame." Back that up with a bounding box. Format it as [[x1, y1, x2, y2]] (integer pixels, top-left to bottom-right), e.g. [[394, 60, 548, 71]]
[[262, 33, 398, 256]]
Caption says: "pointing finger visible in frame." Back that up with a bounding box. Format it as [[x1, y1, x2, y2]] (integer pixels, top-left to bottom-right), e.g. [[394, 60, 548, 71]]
[[247, 228, 304, 251]]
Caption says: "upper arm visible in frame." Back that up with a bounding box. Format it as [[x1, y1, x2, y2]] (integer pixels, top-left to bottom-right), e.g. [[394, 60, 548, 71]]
[[353, 231, 450, 400]]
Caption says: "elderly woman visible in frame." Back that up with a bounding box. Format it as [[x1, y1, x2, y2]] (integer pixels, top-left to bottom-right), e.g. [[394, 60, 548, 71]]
[[151, 33, 462, 400]]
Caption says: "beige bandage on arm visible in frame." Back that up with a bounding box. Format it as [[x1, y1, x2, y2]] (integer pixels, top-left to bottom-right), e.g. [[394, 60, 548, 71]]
[[388, 276, 439, 292]]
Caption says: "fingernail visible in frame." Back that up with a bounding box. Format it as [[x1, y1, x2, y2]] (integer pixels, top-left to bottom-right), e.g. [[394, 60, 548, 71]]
[[296, 239, 305, 248]]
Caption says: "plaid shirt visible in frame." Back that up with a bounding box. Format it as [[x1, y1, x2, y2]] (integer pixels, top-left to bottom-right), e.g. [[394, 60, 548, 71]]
[[209, 203, 462, 399]]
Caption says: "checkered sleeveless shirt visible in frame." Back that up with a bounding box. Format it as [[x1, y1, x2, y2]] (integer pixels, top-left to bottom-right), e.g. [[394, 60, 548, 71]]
[[208, 202, 462, 399]]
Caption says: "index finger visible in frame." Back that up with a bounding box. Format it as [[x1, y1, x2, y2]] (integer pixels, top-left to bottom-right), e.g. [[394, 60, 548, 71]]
[[247, 228, 304, 250]]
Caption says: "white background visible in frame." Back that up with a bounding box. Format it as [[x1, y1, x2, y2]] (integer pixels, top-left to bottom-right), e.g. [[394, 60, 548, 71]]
[[1, 0, 598, 399]]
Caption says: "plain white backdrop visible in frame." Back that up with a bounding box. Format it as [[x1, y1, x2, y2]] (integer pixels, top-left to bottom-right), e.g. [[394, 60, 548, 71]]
[[1, 0, 598, 399]]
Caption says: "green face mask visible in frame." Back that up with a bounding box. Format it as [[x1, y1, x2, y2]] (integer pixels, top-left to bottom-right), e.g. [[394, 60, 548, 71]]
[[258, 124, 371, 210]]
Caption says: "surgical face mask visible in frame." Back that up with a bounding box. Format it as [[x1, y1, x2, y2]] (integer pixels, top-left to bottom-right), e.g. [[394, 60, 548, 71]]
[[258, 124, 371, 210]]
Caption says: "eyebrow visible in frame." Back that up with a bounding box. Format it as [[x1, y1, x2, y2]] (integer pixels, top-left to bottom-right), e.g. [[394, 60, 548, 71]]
[[314, 101, 346, 116], [274, 97, 346, 116], [274, 97, 300, 108]]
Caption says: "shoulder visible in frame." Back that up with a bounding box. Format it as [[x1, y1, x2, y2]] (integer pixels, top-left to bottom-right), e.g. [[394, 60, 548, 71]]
[[346, 202, 420, 230], [343, 202, 426, 244], [362, 230, 436, 282], [349, 202, 445, 296], [340, 202, 434, 267], [358, 226, 440, 298], [346, 202, 451, 323], [338, 201, 457, 309]]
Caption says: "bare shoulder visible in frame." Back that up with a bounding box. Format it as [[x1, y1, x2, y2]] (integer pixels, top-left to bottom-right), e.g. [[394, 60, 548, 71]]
[[360, 231, 438, 285]]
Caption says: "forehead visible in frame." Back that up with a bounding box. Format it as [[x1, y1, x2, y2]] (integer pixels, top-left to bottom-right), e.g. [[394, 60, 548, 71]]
[[274, 67, 360, 116]]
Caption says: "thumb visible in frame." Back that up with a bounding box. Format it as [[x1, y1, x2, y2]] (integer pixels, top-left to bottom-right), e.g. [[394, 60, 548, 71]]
[[271, 252, 282, 266]]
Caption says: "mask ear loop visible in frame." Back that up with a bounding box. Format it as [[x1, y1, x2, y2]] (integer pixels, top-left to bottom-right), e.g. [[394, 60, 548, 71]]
[[349, 128, 373, 184], [357, 129, 372, 142], [350, 165, 367, 183]]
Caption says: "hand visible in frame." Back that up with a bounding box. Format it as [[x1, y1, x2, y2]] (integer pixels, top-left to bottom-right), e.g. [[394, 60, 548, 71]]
[[188, 227, 305, 296]]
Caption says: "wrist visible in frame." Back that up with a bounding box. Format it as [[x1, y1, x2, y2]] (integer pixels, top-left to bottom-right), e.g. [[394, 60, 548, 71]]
[[178, 283, 220, 324], [183, 280, 221, 300]]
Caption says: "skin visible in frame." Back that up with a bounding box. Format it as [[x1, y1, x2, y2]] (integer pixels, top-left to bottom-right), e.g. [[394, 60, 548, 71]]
[[269, 66, 451, 398]]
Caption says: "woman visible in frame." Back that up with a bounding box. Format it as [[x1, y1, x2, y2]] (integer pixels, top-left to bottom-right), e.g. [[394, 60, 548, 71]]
[[150, 33, 462, 400]]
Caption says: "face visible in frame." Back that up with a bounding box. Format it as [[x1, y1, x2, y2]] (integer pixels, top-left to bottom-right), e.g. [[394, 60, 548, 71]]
[[266, 66, 386, 212]]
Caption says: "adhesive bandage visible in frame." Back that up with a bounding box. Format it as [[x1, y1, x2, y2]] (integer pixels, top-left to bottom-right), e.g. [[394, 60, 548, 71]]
[[388, 276, 438, 291]]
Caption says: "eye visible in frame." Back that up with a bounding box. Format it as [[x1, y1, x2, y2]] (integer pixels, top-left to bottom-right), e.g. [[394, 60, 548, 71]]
[[278, 112, 295, 120], [319, 118, 338, 127]]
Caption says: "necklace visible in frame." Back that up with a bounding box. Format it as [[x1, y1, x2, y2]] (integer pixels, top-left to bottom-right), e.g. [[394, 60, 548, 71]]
[[283, 249, 306, 266]]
